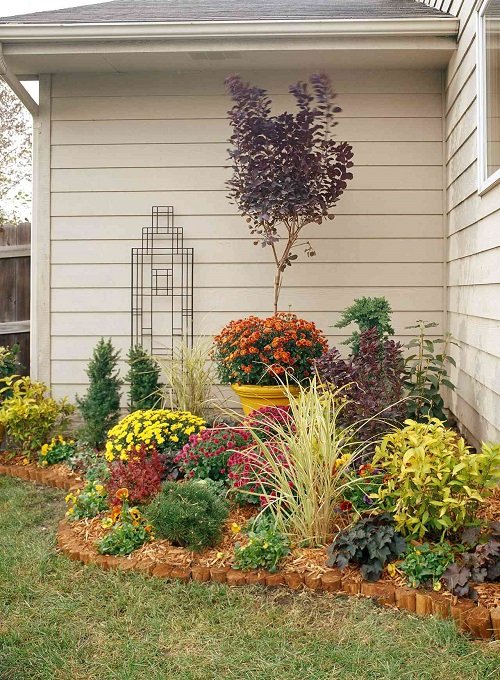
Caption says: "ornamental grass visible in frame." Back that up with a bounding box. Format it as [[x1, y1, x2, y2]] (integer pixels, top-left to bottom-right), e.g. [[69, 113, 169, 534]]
[[240, 379, 374, 546]]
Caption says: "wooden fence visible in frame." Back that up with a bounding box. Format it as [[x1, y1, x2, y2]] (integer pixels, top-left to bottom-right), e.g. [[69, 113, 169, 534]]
[[0, 223, 30, 373]]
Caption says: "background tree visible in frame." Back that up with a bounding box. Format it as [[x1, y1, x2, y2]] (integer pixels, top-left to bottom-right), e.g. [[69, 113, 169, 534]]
[[226, 73, 354, 315], [126, 345, 161, 411], [77, 338, 123, 448], [0, 79, 32, 224]]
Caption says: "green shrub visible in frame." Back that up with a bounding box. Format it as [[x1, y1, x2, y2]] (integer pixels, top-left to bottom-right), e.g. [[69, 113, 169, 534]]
[[326, 514, 406, 581], [146, 481, 228, 551], [0, 344, 19, 401], [126, 345, 161, 411], [0, 376, 74, 457], [234, 516, 290, 573], [334, 296, 394, 354], [403, 320, 457, 422], [77, 338, 123, 448], [372, 420, 500, 539], [400, 542, 455, 589]]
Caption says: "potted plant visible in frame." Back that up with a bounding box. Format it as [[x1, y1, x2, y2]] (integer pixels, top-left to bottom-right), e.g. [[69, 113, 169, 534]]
[[226, 72, 353, 315], [212, 313, 327, 413]]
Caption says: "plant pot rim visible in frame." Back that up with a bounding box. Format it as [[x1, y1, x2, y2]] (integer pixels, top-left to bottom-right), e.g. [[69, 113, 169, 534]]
[[231, 383, 300, 395]]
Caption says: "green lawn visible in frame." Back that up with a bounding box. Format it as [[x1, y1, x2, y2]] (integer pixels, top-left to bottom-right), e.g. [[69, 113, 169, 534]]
[[0, 477, 498, 680]]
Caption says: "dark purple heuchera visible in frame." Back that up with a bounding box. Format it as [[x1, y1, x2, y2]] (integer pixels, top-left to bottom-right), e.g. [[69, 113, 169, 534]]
[[315, 327, 406, 443], [225, 73, 354, 314]]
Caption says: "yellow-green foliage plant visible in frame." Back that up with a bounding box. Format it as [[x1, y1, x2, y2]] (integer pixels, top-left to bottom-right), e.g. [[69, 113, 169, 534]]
[[0, 376, 74, 457], [154, 338, 218, 421], [243, 378, 372, 547], [371, 418, 500, 539]]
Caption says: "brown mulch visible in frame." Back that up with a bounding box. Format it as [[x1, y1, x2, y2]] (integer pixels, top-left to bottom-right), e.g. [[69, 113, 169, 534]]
[[478, 487, 500, 523]]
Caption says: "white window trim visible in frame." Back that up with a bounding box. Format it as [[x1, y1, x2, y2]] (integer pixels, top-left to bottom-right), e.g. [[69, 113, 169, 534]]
[[477, 0, 500, 194]]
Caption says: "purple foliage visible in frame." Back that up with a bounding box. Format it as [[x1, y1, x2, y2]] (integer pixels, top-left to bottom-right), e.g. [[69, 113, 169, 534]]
[[225, 73, 354, 313], [314, 328, 406, 442]]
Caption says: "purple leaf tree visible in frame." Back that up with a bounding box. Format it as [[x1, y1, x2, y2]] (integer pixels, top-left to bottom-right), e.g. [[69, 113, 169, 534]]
[[226, 73, 354, 315]]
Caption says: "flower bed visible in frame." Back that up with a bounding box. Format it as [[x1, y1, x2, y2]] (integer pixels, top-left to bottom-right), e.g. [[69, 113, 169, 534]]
[[55, 511, 500, 641], [1, 439, 499, 640]]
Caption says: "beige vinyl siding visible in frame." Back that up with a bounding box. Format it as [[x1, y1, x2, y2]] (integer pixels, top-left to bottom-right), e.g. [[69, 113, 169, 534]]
[[48, 68, 445, 401], [422, 0, 500, 444]]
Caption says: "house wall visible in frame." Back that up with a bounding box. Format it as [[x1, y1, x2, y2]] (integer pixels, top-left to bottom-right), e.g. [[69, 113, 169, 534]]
[[44, 68, 445, 403], [421, 0, 500, 444]]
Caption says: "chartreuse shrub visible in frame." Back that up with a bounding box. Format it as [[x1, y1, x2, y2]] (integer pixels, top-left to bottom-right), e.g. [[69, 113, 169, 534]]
[[334, 296, 394, 354], [146, 481, 228, 551], [0, 376, 74, 457], [0, 344, 19, 402], [105, 409, 205, 462], [39, 435, 77, 467], [400, 542, 455, 589], [65, 480, 108, 521], [77, 338, 123, 448], [126, 345, 161, 411], [233, 516, 290, 573], [97, 488, 154, 556], [327, 514, 406, 581], [372, 419, 500, 539]]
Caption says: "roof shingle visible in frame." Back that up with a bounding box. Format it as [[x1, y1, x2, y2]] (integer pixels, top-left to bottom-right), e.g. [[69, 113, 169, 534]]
[[0, 0, 453, 25]]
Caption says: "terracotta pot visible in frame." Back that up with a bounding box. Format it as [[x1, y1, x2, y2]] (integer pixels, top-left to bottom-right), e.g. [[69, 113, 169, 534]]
[[210, 566, 229, 583], [191, 565, 211, 582], [231, 383, 300, 416], [284, 572, 304, 590], [170, 566, 191, 583], [361, 581, 395, 606], [304, 573, 323, 591], [226, 569, 247, 586], [395, 587, 416, 613], [245, 571, 267, 586]]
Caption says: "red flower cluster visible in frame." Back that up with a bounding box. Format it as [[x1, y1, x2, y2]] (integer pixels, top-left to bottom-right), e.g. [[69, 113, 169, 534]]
[[244, 405, 293, 442], [213, 313, 327, 386], [174, 427, 252, 483], [107, 444, 166, 505], [228, 441, 292, 507]]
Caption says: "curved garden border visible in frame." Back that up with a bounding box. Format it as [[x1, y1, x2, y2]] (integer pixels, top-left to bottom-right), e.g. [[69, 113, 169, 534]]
[[1, 462, 498, 642]]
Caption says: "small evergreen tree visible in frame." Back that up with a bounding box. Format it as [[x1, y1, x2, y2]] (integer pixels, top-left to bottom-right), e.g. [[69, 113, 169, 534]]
[[77, 338, 122, 448], [335, 296, 394, 354], [126, 345, 161, 411]]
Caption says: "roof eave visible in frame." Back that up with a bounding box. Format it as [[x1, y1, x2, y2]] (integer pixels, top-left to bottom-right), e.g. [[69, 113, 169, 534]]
[[0, 17, 460, 42]]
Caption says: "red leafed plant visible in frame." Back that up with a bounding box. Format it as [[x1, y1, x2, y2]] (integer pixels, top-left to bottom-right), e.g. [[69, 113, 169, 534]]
[[107, 443, 166, 505]]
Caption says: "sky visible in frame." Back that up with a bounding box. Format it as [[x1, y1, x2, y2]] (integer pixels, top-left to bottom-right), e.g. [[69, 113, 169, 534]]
[[0, 0, 104, 17]]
